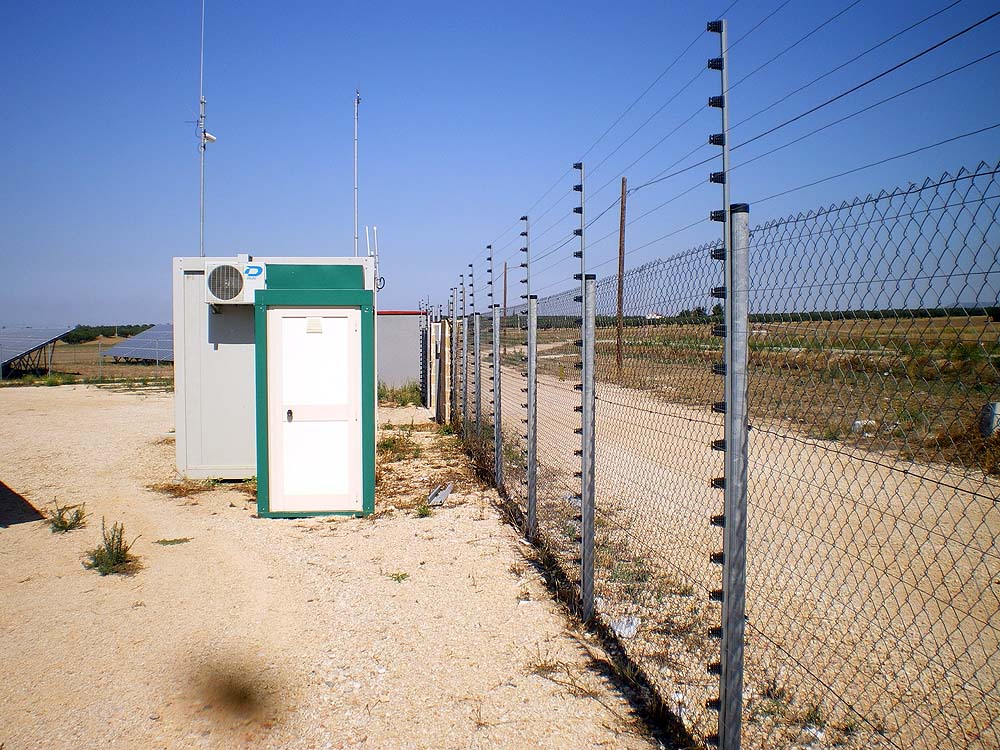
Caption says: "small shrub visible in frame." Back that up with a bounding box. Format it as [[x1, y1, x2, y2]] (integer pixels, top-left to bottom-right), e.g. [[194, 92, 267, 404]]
[[388, 571, 409, 582], [416, 504, 432, 518], [47, 502, 87, 533], [84, 519, 139, 575]]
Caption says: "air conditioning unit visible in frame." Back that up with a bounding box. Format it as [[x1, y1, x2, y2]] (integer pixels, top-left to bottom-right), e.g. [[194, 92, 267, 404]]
[[205, 262, 267, 305]]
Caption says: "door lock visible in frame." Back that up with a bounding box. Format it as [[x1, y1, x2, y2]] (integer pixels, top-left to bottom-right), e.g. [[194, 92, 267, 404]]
[[286, 409, 293, 422]]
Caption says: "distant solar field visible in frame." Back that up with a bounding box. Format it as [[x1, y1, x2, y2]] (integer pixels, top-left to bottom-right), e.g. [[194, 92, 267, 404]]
[[0, 327, 73, 368], [101, 324, 173, 362]]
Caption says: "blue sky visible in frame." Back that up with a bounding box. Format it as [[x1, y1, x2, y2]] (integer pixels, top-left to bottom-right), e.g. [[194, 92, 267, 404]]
[[1, 0, 997, 325]]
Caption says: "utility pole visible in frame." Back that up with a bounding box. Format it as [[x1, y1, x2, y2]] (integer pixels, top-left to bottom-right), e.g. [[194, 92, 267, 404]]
[[616, 176, 627, 381], [354, 89, 361, 257]]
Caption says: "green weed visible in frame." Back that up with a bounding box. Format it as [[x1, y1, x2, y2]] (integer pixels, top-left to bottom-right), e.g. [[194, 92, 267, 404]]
[[154, 537, 191, 546], [46, 502, 87, 532], [84, 519, 140, 576]]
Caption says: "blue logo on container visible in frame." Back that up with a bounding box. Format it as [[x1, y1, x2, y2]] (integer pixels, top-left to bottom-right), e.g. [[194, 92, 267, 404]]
[[244, 265, 263, 278]]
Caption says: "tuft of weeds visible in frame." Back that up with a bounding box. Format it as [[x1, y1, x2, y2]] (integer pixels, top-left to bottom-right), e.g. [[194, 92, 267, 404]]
[[46, 502, 87, 533], [524, 645, 565, 677], [376, 432, 421, 462], [84, 519, 140, 575], [799, 702, 827, 729], [415, 504, 432, 518], [155, 537, 191, 546], [508, 562, 525, 578], [388, 571, 409, 582]]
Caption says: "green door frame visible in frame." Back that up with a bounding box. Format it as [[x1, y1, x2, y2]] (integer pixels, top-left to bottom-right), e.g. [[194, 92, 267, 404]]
[[254, 288, 375, 518]]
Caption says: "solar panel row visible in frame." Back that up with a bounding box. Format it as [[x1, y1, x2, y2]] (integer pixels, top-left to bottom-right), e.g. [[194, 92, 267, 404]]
[[0, 328, 74, 366], [101, 324, 174, 362]]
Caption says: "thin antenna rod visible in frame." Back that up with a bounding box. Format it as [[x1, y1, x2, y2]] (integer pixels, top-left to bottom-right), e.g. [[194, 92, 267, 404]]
[[354, 89, 361, 257], [197, 0, 209, 257]]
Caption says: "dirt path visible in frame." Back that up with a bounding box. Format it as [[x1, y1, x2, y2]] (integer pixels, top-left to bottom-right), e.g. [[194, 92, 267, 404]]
[[493, 366, 999, 749], [0, 385, 657, 750]]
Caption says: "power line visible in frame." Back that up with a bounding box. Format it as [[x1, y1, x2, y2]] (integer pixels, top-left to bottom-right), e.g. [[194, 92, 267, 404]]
[[729, 0, 865, 89], [626, 1, 968, 195], [730, 49, 1000, 174], [728, 0, 797, 49], [626, 13, 1000, 196], [751, 122, 1000, 205], [732, 0, 965, 131], [736, 9, 1000, 153]]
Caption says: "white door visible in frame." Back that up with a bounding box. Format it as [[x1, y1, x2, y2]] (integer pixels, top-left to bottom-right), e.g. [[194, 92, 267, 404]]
[[267, 307, 362, 512]]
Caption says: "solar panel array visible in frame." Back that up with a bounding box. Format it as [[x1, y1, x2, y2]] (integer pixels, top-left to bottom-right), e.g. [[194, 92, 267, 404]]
[[101, 324, 174, 362], [0, 327, 74, 366]]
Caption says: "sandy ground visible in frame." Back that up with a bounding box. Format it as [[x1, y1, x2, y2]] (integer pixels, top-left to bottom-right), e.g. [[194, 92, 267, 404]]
[[0, 385, 659, 750]]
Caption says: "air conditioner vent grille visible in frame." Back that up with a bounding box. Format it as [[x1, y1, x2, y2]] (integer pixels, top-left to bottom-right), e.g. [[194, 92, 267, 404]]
[[207, 264, 244, 301]]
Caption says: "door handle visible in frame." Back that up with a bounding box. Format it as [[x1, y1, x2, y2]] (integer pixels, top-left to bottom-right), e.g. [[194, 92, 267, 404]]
[[286, 409, 293, 422]]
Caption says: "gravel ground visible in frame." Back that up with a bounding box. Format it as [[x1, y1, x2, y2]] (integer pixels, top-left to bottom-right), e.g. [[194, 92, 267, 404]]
[[0, 385, 658, 750]]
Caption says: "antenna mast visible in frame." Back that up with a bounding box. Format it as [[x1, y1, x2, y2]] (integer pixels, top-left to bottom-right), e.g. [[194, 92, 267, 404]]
[[198, 0, 206, 256], [354, 89, 361, 257], [197, 0, 216, 256]]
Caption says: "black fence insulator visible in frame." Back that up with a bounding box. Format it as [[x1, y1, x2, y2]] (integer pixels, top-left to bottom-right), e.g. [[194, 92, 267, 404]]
[[712, 324, 727, 338], [572, 162, 583, 170], [711, 286, 727, 298], [708, 57, 724, 70], [573, 183, 583, 192], [573, 206, 583, 214], [711, 209, 726, 222], [711, 551, 724, 564], [707, 662, 722, 675], [709, 133, 725, 146], [712, 401, 726, 413], [706, 697, 722, 711], [710, 589, 724, 602], [709, 95, 725, 108], [573, 228, 583, 236], [712, 439, 726, 451], [519, 231, 528, 237], [707, 19, 723, 33], [711, 512, 725, 526], [712, 476, 726, 490], [712, 245, 725, 260], [710, 171, 726, 184], [709, 626, 723, 639]]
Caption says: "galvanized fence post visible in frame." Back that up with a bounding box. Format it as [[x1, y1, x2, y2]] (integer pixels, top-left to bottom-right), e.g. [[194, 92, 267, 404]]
[[461, 274, 469, 435], [721, 202, 749, 750], [473, 311, 482, 434], [450, 288, 458, 425], [526, 294, 538, 540], [492, 302, 504, 489], [580, 274, 597, 622]]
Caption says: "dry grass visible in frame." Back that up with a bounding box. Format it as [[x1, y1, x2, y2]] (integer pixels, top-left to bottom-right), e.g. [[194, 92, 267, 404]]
[[147, 479, 217, 498], [533, 315, 1000, 475]]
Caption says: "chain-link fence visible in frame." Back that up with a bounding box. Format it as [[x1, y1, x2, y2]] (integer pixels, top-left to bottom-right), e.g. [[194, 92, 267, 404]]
[[444, 161, 999, 749]]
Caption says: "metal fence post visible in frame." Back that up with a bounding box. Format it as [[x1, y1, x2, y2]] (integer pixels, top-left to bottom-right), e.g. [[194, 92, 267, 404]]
[[722, 202, 749, 750], [461, 274, 469, 434], [580, 274, 597, 622], [450, 288, 458, 425], [526, 295, 538, 540], [707, 16, 742, 749], [473, 311, 482, 434], [492, 302, 503, 489]]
